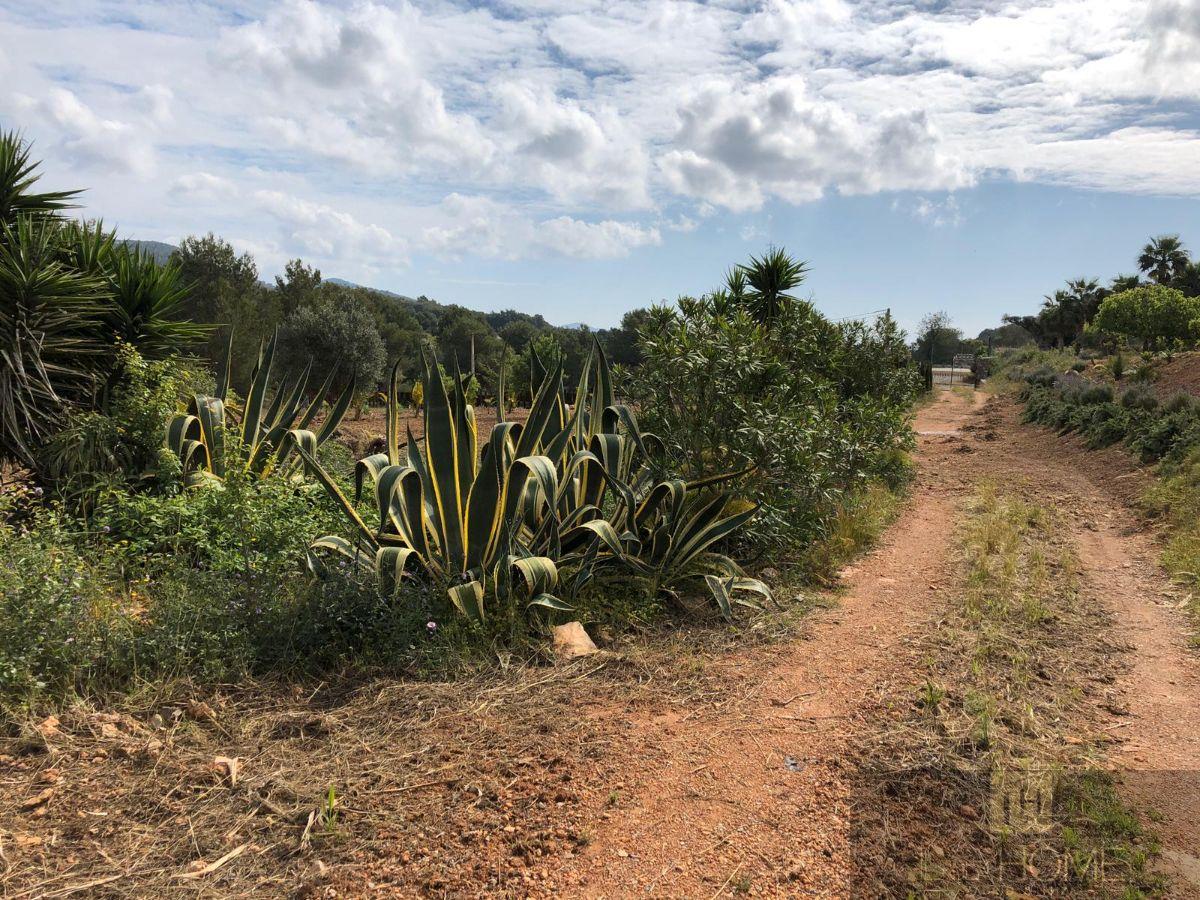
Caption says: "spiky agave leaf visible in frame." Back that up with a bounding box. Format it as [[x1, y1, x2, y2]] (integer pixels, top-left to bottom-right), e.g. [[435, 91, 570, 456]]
[[165, 329, 354, 483]]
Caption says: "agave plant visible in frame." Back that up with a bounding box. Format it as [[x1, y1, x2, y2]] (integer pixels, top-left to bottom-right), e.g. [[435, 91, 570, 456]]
[[166, 332, 355, 486], [298, 338, 771, 622]]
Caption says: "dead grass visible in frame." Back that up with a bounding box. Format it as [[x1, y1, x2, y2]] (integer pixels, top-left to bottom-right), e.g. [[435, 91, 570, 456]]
[[0, 587, 841, 899], [1145, 449, 1200, 643], [849, 481, 1163, 897]]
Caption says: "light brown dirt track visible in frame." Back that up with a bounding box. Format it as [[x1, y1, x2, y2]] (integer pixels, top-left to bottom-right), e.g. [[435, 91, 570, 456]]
[[2, 387, 1197, 898]]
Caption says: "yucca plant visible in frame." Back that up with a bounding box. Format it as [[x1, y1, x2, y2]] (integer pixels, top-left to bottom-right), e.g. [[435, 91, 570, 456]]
[[105, 244, 209, 359], [166, 332, 354, 486], [0, 216, 108, 466], [298, 338, 771, 623]]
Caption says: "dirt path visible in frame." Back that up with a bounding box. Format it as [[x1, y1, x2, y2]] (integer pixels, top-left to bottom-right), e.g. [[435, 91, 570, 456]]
[[556, 391, 978, 896], [940, 393, 1200, 895], [5, 388, 1197, 898], [559, 388, 1200, 897]]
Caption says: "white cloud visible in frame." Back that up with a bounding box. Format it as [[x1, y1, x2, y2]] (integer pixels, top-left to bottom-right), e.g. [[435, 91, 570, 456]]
[[253, 189, 408, 266], [421, 194, 659, 260], [169, 171, 235, 202], [3, 0, 1200, 279], [220, 0, 494, 172], [16, 88, 155, 175], [660, 76, 972, 211], [491, 81, 650, 209], [893, 195, 964, 228]]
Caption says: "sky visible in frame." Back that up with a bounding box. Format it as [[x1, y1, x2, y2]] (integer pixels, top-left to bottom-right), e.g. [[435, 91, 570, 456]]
[[2, 0, 1200, 336]]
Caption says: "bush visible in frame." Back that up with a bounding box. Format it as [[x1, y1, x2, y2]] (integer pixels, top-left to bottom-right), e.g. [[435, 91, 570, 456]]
[[1091, 284, 1200, 350], [38, 346, 211, 512], [1022, 379, 1200, 463], [1120, 386, 1158, 411], [0, 500, 134, 703], [623, 276, 918, 559], [91, 460, 342, 579]]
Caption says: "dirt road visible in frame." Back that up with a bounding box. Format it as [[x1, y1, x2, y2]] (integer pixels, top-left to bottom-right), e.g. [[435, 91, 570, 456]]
[[4, 388, 1197, 898], [560, 388, 1200, 897]]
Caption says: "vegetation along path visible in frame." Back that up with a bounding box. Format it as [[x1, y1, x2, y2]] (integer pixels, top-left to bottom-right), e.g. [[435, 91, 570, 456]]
[[560, 387, 1200, 896], [3, 387, 1199, 897]]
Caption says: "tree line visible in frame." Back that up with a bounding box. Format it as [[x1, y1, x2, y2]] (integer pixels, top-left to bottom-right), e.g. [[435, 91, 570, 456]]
[[169, 234, 648, 404], [1002, 234, 1200, 350]]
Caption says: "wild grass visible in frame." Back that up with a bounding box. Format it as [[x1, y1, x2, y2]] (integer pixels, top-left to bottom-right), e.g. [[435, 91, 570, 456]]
[[794, 477, 910, 584], [1145, 447, 1200, 641], [855, 483, 1162, 896], [959, 485, 1161, 895]]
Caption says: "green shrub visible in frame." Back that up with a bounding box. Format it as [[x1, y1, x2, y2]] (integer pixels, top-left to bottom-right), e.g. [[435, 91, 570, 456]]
[[91, 460, 341, 580], [1091, 284, 1200, 350], [38, 346, 211, 512], [1023, 379, 1200, 463], [1111, 352, 1126, 381], [1120, 387, 1158, 411], [0, 500, 134, 704], [624, 275, 917, 559]]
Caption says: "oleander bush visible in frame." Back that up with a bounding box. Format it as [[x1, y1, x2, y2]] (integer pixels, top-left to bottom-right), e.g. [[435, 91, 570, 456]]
[[623, 253, 919, 559]]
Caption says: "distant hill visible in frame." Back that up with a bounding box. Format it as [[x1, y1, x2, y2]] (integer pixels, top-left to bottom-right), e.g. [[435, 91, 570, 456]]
[[121, 240, 177, 265]]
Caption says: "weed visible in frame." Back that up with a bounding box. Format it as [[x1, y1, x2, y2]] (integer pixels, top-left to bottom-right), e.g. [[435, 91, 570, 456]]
[[918, 679, 946, 713]]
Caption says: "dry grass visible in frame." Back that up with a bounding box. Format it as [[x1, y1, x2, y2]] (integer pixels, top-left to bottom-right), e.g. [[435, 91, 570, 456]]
[[0, 591, 835, 898], [849, 482, 1162, 897]]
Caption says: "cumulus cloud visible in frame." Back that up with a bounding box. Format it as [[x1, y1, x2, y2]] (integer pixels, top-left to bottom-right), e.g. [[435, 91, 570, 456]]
[[491, 82, 650, 209], [221, 0, 493, 172], [660, 77, 971, 211], [15, 88, 155, 175], [421, 194, 659, 260], [169, 171, 236, 202], [253, 189, 408, 266], [4, 0, 1200, 278]]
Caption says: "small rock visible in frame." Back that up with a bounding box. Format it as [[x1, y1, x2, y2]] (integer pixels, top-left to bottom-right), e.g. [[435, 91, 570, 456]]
[[551, 622, 598, 659]]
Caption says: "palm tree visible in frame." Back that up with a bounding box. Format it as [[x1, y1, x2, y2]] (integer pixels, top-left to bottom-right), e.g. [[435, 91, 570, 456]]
[[737, 248, 809, 325], [1138, 235, 1190, 284], [1172, 261, 1200, 298], [1063, 277, 1107, 342], [1110, 273, 1141, 294]]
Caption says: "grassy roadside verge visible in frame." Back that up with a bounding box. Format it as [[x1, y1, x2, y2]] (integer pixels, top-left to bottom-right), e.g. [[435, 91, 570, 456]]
[[1145, 454, 1200, 643], [851, 483, 1162, 897]]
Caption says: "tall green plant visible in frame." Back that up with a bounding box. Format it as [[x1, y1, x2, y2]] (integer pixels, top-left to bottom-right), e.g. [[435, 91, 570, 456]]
[[0, 133, 210, 468], [298, 340, 769, 623], [0, 216, 107, 465], [166, 332, 354, 487]]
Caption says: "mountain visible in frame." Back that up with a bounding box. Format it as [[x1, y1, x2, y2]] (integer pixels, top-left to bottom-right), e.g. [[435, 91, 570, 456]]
[[121, 239, 177, 264], [326, 277, 416, 303]]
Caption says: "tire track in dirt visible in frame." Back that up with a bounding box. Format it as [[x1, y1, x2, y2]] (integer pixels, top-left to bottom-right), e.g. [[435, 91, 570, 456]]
[[561, 390, 1200, 898], [1077, 527, 1200, 894], [962, 396, 1200, 896], [557, 391, 981, 897]]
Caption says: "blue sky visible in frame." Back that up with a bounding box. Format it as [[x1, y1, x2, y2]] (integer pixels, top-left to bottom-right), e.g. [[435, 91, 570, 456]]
[[2, 0, 1199, 337]]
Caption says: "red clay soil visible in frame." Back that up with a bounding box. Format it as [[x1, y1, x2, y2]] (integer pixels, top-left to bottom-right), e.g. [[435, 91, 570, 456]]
[[551, 394, 975, 896], [967, 396, 1200, 895], [3, 389, 1199, 898], [1150, 351, 1200, 400]]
